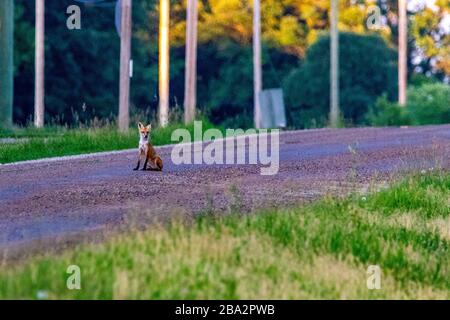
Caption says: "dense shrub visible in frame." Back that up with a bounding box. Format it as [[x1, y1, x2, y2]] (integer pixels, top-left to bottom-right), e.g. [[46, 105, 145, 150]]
[[198, 41, 298, 129], [283, 32, 397, 128], [366, 95, 411, 127], [407, 83, 450, 125], [367, 83, 450, 127], [408, 74, 439, 88]]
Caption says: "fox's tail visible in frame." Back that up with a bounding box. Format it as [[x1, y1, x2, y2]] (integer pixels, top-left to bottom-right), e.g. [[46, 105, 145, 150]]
[[155, 156, 163, 171]]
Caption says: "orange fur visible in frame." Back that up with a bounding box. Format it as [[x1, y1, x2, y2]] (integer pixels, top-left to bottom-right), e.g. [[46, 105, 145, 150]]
[[133, 122, 163, 171], [143, 143, 163, 171]]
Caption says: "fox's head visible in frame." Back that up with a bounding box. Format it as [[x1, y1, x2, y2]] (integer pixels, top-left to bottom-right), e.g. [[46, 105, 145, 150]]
[[138, 122, 152, 141]]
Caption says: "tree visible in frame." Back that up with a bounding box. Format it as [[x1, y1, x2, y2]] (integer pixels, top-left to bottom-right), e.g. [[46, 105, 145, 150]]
[[283, 32, 397, 128], [0, 0, 14, 129], [410, 2, 450, 78], [10, 0, 448, 128], [408, 83, 450, 125], [377, 0, 449, 79], [170, 0, 388, 58]]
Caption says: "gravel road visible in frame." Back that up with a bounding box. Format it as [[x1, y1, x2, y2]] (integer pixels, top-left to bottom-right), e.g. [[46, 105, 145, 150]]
[[0, 125, 449, 257]]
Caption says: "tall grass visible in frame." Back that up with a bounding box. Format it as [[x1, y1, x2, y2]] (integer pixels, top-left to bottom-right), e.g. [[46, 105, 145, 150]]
[[0, 172, 448, 299]]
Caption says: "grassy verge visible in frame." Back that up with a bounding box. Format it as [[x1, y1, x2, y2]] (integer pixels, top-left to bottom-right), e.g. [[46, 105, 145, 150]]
[[0, 172, 448, 299], [0, 121, 218, 164]]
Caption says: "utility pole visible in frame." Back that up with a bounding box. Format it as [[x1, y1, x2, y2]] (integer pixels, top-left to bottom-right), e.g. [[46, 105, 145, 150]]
[[159, 0, 170, 127], [184, 0, 198, 124], [398, 0, 407, 106], [0, 0, 14, 129], [253, 0, 262, 129], [118, 0, 132, 132], [330, 0, 340, 128], [35, 0, 45, 128]]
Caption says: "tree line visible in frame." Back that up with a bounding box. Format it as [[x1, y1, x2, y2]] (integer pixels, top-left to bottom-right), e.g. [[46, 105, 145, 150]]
[[6, 0, 450, 129]]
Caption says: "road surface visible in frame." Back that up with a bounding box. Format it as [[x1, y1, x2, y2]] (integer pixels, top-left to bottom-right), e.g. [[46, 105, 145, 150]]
[[0, 125, 449, 257]]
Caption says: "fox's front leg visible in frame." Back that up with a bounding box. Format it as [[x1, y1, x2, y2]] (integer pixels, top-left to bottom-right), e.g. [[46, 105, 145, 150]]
[[133, 152, 142, 171], [142, 156, 149, 171]]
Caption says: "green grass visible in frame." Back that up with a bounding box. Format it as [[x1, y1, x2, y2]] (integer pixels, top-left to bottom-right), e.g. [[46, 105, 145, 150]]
[[0, 125, 66, 138], [0, 172, 448, 299], [0, 121, 219, 164]]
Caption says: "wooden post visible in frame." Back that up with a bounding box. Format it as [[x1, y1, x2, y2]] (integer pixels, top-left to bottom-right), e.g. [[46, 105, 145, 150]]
[[0, 0, 14, 129], [330, 0, 340, 128], [253, 0, 262, 129], [159, 0, 170, 127], [118, 0, 132, 132], [35, 0, 45, 128], [398, 0, 407, 106], [184, 0, 198, 124]]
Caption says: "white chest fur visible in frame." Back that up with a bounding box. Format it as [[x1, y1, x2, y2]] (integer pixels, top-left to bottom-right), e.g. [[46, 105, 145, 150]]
[[139, 138, 148, 154]]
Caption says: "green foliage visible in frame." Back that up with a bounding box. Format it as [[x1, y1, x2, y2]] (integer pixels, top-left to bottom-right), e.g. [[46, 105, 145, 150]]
[[0, 172, 448, 299], [12, 1, 299, 129], [0, 127, 135, 164], [366, 95, 411, 127], [0, 119, 218, 164], [283, 32, 397, 128], [12, 0, 165, 126], [410, 4, 450, 77], [367, 83, 450, 127], [12, 2, 34, 122], [409, 74, 439, 88], [0, 125, 68, 139], [0, 0, 14, 128], [407, 83, 450, 125], [11, 1, 449, 129], [201, 41, 298, 129], [362, 172, 450, 218]]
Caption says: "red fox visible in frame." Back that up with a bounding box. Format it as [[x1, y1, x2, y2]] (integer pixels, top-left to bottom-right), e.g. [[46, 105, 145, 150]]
[[133, 122, 163, 171]]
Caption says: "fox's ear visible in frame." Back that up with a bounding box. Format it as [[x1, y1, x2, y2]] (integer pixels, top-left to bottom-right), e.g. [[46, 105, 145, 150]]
[[146, 124, 152, 131], [138, 122, 144, 130]]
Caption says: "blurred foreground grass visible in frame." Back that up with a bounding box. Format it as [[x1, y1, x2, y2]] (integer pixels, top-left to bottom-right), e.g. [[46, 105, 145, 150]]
[[0, 172, 448, 299], [0, 121, 218, 164]]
